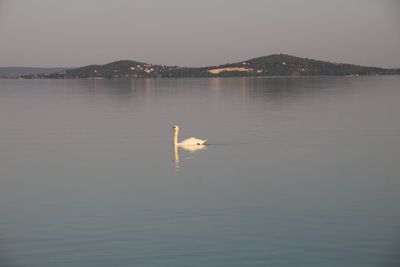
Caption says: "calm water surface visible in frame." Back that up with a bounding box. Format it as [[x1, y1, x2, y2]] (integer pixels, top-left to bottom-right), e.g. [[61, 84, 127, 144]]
[[0, 77, 399, 266]]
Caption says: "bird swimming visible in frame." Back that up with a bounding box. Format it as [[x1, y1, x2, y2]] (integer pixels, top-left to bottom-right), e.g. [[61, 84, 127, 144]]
[[173, 125, 207, 146]]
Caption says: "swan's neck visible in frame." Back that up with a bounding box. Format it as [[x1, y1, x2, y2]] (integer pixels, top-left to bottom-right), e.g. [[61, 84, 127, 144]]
[[174, 143, 179, 168], [174, 128, 179, 145]]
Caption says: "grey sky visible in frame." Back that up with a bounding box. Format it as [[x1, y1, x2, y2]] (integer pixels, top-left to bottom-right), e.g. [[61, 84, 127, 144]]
[[0, 0, 399, 68]]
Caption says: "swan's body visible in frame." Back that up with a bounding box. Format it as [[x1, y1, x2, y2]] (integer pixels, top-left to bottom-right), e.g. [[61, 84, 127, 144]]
[[178, 137, 207, 146], [173, 125, 207, 146]]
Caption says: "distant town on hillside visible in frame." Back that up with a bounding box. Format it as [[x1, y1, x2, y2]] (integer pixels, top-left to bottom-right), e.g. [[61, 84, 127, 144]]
[[1, 54, 399, 79]]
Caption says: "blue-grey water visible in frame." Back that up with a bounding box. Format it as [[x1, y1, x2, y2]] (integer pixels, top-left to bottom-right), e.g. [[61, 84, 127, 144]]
[[0, 77, 399, 266]]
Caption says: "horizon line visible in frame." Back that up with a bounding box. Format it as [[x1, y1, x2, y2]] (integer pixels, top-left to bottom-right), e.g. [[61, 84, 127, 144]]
[[1, 53, 399, 69]]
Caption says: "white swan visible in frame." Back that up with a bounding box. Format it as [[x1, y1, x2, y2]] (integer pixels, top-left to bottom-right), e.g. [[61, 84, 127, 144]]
[[173, 125, 207, 146]]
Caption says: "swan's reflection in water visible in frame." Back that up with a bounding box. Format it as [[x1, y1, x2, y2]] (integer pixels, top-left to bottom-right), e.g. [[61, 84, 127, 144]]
[[174, 144, 206, 169]]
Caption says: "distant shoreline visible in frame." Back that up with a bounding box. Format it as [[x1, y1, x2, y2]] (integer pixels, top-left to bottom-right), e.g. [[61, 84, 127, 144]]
[[2, 54, 399, 79], [2, 74, 399, 81]]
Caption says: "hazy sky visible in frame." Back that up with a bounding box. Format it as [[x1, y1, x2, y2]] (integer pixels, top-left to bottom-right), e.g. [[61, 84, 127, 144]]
[[0, 0, 399, 68]]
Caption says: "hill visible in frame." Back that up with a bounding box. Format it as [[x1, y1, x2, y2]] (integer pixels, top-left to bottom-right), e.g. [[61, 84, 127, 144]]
[[202, 54, 400, 77], [65, 60, 179, 79]]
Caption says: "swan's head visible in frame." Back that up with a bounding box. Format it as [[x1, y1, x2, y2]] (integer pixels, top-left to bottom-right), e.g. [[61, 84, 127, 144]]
[[173, 125, 179, 130]]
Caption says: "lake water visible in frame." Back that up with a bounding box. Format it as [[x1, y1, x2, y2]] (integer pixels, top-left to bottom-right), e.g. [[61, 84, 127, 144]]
[[0, 77, 399, 266]]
